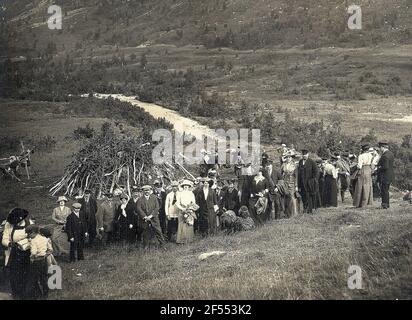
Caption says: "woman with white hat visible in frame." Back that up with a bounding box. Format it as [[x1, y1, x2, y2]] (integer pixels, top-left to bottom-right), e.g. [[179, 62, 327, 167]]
[[175, 180, 198, 244], [50, 196, 71, 257]]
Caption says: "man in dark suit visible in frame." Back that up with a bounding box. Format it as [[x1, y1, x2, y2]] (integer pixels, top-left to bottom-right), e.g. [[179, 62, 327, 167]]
[[79, 189, 97, 247], [298, 150, 319, 214], [153, 180, 167, 237], [136, 185, 165, 248], [262, 159, 284, 219], [195, 178, 218, 236], [66, 203, 87, 262], [221, 179, 240, 214], [377, 142, 395, 209]]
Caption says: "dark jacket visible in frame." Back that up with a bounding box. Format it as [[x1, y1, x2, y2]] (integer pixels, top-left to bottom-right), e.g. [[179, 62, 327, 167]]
[[263, 165, 283, 189], [298, 158, 319, 194], [65, 212, 86, 243], [222, 188, 240, 213], [136, 195, 159, 220], [79, 197, 97, 230], [377, 150, 395, 183]]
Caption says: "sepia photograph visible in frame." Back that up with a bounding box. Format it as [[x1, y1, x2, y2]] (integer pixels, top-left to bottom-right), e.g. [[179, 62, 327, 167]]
[[0, 0, 411, 305]]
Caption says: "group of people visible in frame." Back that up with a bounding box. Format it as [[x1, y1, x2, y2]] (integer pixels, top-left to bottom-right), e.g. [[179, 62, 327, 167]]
[[0, 141, 395, 299]]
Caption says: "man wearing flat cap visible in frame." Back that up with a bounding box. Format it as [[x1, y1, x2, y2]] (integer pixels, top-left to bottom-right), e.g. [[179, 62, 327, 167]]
[[96, 193, 116, 246], [136, 185, 165, 248], [65, 203, 86, 262], [377, 142, 394, 209]]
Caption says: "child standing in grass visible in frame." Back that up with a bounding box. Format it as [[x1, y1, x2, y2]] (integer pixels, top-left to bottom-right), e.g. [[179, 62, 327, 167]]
[[26, 225, 52, 299]]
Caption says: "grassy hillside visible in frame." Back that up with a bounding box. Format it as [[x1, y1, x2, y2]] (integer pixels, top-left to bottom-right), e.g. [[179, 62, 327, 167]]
[[50, 203, 412, 300], [3, 0, 412, 55], [0, 98, 411, 299]]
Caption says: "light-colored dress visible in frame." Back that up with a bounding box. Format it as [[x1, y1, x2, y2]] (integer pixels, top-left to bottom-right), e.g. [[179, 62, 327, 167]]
[[353, 152, 374, 207], [175, 190, 197, 244], [281, 161, 299, 217], [50, 206, 71, 256]]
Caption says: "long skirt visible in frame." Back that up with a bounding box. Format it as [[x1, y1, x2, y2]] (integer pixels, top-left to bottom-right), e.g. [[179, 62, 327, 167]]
[[26, 258, 48, 299], [353, 166, 373, 207], [8, 247, 30, 299], [176, 213, 194, 244], [284, 193, 298, 218], [49, 224, 70, 256], [323, 175, 338, 207]]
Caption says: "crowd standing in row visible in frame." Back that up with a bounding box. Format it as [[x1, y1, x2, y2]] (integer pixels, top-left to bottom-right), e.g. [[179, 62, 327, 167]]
[[1, 141, 394, 299]]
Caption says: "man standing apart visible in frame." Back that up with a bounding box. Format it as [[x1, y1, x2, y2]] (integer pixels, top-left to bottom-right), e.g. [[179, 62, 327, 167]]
[[298, 149, 319, 214], [377, 142, 394, 209]]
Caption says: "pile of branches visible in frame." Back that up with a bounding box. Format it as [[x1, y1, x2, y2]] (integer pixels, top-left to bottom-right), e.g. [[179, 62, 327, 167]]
[[50, 123, 193, 198]]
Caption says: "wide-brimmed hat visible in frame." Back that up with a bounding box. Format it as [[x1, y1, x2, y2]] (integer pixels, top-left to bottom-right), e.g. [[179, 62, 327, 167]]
[[84, 189, 92, 195], [72, 202, 82, 209], [141, 185, 152, 191], [7, 208, 29, 225], [153, 179, 161, 186], [170, 180, 179, 187], [180, 179, 193, 187], [284, 150, 296, 157], [105, 192, 114, 198], [57, 196, 68, 203], [361, 144, 369, 151]]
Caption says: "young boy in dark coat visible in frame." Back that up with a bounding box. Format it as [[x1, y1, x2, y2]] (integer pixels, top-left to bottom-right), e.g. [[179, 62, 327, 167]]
[[65, 203, 87, 262]]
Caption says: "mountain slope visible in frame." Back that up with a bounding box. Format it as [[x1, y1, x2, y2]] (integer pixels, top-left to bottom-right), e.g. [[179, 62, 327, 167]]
[[2, 0, 412, 55]]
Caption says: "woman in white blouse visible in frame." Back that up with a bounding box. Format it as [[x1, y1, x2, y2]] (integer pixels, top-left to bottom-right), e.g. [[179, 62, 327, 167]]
[[353, 145, 374, 207], [2, 208, 34, 299], [175, 180, 197, 244]]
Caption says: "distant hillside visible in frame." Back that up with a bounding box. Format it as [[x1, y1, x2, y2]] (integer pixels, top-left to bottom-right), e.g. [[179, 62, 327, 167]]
[[2, 0, 412, 55]]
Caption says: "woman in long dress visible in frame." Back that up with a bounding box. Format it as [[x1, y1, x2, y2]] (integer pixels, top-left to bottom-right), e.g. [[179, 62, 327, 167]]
[[175, 180, 198, 244], [322, 159, 338, 207], [353, 145, 374, 207], [281, 152, 299, 218], [50, 196, 71, 256]]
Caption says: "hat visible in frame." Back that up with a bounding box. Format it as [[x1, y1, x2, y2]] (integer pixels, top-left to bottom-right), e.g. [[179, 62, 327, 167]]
[[301, 149, 309, 155], [153, 179, 161, 186], [25, 225, 39, 235], [105, 192, 113, 198], [238, 205, 250, 218], [39, 227, 52, 238], [57, 196, 68, 203], [141, 185, 152, 191], [285, 150, 296, 158], [378, 141, 389, 147], [180, 179, 193, 187], [131, 185, 141, 193], [170, 180, 179, 187], [84, 189, 91, 194], [361, 144, 369, 151], [368, 147, 375, 152], [119, 193, 129, 200], [7, 208, 29, 225], [72, 203, 82, 209]]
